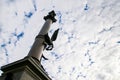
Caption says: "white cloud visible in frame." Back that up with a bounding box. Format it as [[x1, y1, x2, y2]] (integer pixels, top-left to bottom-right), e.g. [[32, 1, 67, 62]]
[[0, 0, 120, 80]]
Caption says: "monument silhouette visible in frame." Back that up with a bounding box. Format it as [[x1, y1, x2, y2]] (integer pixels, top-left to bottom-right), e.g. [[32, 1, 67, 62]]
[[0, 10, 59, 80]]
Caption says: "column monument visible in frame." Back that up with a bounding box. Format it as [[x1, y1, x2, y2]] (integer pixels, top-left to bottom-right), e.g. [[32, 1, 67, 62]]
[[0, 10, 59, 80]]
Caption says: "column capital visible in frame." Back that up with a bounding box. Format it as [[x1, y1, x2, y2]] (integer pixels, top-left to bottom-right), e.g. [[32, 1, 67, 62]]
[[44, 10, 57, 23]]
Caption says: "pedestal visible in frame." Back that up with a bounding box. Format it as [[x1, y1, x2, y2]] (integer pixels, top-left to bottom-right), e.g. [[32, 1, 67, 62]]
[[0, 57, 51, 80]]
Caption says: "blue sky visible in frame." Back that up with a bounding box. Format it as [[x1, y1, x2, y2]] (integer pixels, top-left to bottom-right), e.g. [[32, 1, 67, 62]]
[[0, 0, 120, 80]]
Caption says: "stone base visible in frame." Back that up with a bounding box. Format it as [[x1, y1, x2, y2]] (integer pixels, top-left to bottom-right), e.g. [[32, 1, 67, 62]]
[[0, 57, 51, 80]]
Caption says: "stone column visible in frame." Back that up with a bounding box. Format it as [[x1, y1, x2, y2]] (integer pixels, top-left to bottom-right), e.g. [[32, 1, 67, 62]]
[[28, 10, 57, 61]]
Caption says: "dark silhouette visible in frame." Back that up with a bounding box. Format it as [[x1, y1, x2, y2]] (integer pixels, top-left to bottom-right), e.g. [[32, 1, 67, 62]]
[[5, 73, 13, 80]]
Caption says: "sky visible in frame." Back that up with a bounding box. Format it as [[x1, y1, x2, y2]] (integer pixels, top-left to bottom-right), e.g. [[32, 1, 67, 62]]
[[0, 0, 120, 80]]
